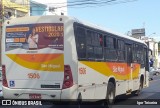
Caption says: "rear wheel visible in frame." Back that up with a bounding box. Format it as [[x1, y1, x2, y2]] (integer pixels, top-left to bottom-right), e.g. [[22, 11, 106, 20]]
[[77, 93, 82, 108], [103, 82, 115, 108], [135, 79, 143, 96]]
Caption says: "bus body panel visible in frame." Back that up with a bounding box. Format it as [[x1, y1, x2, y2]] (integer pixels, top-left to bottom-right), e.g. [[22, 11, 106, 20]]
[[78, 61, 108, 100], [3, 23, 65, 89], [3, 85, 78, 100], [63, 18, 78, 86], [2, 15, 149, 101], [77, 61, 142, 98], [2, 16, 78, 99]]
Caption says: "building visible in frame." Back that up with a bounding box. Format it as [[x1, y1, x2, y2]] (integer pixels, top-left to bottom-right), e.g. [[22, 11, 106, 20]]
[[0, 0, 30, 35], [30, 0, 47, 16], [2, 0, 30, 18], [31, 0, 67, 15], [0, 0, 30, 65]]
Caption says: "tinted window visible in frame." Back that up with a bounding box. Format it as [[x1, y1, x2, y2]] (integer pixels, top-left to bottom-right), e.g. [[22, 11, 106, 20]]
[[117, 40, 125, 61], [75, 27, 86, 60], [86, 30, 103, 60], [104, 35, 117, 61]]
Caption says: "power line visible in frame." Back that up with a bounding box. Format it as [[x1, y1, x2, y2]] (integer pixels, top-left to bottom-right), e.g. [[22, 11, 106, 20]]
[[31, 0, 138, 10], [0, 0, 138, 17], [2, 0, 138, 9], [66, 0, 137, 8]]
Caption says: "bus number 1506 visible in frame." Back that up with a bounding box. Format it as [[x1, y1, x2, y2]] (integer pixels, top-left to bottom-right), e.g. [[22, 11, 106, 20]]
[[79, 67, 86, 75], [28, 73, 40, 79]]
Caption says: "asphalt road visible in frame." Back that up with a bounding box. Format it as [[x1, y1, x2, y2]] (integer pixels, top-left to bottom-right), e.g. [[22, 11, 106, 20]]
[[0, 75, 160, 108], [113, 75, 160, 108]]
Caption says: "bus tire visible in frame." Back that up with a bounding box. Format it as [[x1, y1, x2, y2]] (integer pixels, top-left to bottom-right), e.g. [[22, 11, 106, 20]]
[[104, 82, 115, 108], [77, 93, 82, 108], [135, 79, 143, 96]]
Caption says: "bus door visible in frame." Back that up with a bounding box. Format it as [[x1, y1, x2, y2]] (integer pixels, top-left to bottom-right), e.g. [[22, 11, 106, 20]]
[[125, 44, 133, 92]]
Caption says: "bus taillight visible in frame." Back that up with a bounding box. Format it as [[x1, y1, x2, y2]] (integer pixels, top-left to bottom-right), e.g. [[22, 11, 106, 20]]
[[62, 65, 73, 89], [2, 65, 8, 87]]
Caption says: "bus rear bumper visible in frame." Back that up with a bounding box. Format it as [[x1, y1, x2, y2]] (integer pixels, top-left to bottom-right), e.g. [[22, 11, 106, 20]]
[[2, 85, 78, 100]]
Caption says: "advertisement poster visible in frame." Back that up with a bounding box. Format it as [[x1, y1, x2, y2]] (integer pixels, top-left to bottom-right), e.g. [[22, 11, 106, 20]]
[[5, 23, 64, 71], [5, 23, 64, 51]]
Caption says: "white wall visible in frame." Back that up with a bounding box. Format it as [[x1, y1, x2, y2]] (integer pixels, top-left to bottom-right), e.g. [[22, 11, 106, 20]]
[[32, 0, 67, 15]]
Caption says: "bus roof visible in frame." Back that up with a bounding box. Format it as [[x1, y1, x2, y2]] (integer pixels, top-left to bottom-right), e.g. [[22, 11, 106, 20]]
[[5, 15, 147, 46], [71, 16, 147, 46]]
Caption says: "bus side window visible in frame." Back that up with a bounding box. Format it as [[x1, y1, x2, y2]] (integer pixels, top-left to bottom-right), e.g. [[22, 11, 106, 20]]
[[104, 35, 117, 61], [132, 44, 138, 63], [117, 40, 125, 61], [75, 27, 86, 60], [86, 31, 104, 60], [99, 34, 103, 46], [94, 34, 103, 60], [86, 30, 94, 60]]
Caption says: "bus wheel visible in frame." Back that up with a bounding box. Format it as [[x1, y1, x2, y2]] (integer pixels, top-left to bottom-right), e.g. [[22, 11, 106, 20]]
[[77, 93, 82, 108], [135, 79, 143, 96], [103, 82, 115, 108]]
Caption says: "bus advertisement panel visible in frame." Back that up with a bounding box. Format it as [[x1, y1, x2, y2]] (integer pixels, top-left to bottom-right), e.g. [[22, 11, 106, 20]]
[[3, 23, 66, 94]]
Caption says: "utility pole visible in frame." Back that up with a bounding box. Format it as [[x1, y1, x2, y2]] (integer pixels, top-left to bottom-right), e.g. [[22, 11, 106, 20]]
[[0, 0, 3, 66], [0, 0, 3, 27], [0, 0, 3, 36]]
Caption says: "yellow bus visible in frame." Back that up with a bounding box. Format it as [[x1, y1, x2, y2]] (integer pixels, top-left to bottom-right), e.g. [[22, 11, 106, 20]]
[[1, 15, 149, 106]]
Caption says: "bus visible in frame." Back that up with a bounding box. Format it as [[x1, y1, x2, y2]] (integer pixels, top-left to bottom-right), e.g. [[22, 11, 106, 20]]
[[1, 15, 149, 105]]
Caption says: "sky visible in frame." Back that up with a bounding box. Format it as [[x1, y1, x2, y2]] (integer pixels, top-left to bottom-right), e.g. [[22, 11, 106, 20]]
[[32, 0, 159, 41], [68, 0, 160, 41]]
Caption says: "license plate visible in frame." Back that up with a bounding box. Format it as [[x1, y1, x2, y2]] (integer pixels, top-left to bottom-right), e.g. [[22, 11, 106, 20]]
[[29, 94, 41, 99]]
